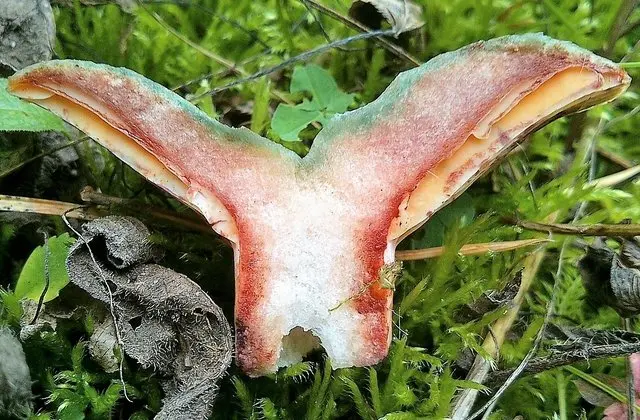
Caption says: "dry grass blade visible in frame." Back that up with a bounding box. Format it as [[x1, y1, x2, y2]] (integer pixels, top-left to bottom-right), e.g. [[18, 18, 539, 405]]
[[0, 193, 214, 235], [588, 164, 640, 188], [0, 194, 100, 220], [395, 238, 551, 261]]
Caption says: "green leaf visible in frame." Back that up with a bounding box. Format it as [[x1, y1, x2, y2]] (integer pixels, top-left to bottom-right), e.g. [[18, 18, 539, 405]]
[[0, 79, 65, 132], [290, 64, 354, 113], [271, 104, 322, 142], [57, 402, 86, 420], [271, 64, 354, 141], [15, 233, 75, 302], [251, 78, 272, 134]]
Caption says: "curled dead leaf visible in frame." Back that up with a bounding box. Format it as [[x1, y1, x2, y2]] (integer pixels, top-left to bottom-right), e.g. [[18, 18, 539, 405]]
[[66, 216, 233, 419], [578, 237, 640, 317]]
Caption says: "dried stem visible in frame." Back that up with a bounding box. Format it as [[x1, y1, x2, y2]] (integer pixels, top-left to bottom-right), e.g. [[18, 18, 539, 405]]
[[450, 239, 551, 419], [2, 192, 552, 261], [0, 193, 213, 235], [78, 187, 212, 235]]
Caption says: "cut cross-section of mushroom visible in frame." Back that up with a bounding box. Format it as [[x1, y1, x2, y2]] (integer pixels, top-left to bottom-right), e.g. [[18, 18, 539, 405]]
[[8, 34, 630, 376]]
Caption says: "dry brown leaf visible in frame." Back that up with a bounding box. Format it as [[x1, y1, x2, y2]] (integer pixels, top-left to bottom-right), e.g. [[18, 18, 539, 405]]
[[66, 216, 233, 419]]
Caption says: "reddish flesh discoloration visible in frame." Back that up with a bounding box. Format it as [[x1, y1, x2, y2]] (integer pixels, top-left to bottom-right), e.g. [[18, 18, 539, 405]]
[[8, 35, 630, 376]]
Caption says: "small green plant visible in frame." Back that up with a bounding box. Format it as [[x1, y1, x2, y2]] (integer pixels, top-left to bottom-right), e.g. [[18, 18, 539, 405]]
[[271, 64, 354, 141], [47, 342, 140, 419]]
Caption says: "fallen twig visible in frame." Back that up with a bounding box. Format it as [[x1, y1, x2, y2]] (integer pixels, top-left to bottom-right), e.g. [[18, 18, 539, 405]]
[[513, 220, 640, 237], [487, 340, 640, 386], [1, 192, 554, 262], [79, 187, 213, 235]]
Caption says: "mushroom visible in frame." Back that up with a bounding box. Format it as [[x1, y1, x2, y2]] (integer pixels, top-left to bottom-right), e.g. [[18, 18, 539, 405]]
[[8, 34, 630, 377]]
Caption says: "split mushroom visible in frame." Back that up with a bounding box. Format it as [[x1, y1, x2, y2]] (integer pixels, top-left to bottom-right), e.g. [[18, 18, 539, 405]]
[[8, 34, 630, 376]]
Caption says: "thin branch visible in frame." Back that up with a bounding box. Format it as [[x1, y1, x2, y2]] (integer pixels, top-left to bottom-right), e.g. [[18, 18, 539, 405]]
[[0, 136, 89, 179], [149, 0, 271, 49], [1, 192, 555, 261], [395, 238, 551, 261], [513, 220, 640, 238], [142, 4, 294, 105], [144, 7, 237, 70], [301, 0, 360, 52], [620, 19, 640, 40], [487, 340, 640, 385], [192, 29, 396, 100], [79, 187, 213, 235], [172, 49, 273, 91]]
